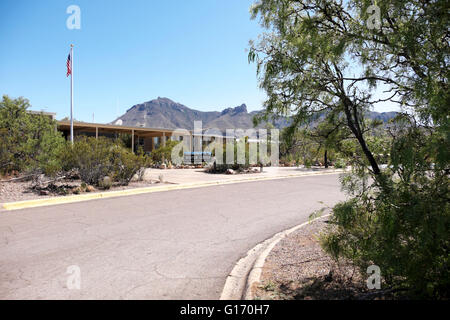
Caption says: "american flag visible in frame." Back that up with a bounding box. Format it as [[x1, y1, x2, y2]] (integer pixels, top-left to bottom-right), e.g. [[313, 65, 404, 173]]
[[66, 53, 72, 77]]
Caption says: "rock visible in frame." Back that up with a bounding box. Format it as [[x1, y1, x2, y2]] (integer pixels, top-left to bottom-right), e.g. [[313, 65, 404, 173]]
[[86, 185, 95, 192], [131, 173, 140, 182], [72, 187, 82, 194], [226, 169, 235, 175], [99, 176, 112, 190], [40, 190, 49, 196], [159, 164, 167, 169]]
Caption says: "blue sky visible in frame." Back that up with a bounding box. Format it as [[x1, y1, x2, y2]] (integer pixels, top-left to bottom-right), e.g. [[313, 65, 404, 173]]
[[0, 0, 397, 123], [0, 0, 266, 123]]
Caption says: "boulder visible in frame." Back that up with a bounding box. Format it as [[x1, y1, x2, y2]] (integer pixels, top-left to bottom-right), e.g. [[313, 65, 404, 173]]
[[72, 186, 82, 194], [99, 176, 112, 190], [226, 169, 235, 175]]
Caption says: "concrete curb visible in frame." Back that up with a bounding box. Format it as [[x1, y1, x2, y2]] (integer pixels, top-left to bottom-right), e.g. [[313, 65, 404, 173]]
[[220, 213, 331, 300], [2, 169, 343, 211]]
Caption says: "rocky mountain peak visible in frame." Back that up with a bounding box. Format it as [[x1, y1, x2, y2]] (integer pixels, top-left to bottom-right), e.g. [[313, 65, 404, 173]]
[[113, 97, 397, 132], [221, 103, 248, 116]]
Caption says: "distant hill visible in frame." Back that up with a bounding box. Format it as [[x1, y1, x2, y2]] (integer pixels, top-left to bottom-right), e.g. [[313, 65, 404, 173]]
[[111, 97, 397, 131], [111, 97, 268, 131], [368, 111, 399, 123]]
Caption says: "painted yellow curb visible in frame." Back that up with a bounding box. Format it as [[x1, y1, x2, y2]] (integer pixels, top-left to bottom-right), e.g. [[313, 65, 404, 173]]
[[1, 170, 343, 211]]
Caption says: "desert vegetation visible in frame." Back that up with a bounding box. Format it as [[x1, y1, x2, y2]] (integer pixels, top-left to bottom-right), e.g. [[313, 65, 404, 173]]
[[0, 95, 152, 195], [250, 0, 448, 299]]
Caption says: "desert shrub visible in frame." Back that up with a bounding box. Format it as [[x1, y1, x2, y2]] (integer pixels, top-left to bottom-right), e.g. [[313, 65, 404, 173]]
[[210, 141, 252, 173], [117, 133, 132, 149], [69, 136, 151, 186], [321, 125, 449, 299], [151, 140, 180, 164], [36, 132, 68, 177], [110, 146, 150, 185], [69, 136, 113, 185], [303, 158, 312, 168], [0, 95, 66, 176], [333, 158, 347, 169]]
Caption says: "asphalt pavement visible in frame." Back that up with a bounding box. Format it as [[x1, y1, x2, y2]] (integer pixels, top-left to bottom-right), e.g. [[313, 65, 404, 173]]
[[0, 174, 345, 299]]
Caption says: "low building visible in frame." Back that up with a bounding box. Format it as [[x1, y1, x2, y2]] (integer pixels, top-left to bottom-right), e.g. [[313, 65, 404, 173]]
[[56, 120, 226, 153]]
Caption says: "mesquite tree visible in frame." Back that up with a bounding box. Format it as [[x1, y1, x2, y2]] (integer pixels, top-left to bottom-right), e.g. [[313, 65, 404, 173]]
[[249, 0, 449, 298], [249, 0, 448, 175]]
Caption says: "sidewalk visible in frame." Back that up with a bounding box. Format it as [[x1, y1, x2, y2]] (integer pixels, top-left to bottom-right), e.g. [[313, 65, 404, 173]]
[[1, 167, 344, 211], [143, 166, 343, 185]]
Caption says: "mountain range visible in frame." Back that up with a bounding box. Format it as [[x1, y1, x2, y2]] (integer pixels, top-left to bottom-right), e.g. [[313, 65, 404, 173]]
[[111, 97, 397, 131]]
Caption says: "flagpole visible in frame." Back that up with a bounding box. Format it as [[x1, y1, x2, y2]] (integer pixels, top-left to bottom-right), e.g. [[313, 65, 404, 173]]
[[70, 44, 74, 145]]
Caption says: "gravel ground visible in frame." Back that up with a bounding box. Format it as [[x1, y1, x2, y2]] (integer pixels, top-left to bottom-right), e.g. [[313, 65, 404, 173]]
[[253, 217, 392, 300], [0, 180, 47, 202], [0, 178, 166, 204]]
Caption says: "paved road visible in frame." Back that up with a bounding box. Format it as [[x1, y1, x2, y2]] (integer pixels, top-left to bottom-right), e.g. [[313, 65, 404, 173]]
[[0, 174, 345, 299]]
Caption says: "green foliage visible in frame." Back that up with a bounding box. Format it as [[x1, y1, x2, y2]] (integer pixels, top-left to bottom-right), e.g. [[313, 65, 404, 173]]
[[250, 0, 449, 298], [323, 118, 449, 299], [111, 145, 150, 185], [151, 140, 180, 164], [210, 139, 264, 173], [37, 132, 68, 177], [280, 127, 314, 165], [333, 158, 347, 169], [322, 144, 449, 299], [0, 95, 152, 185], [0, 95, 66, 176], [68, 136, 114, 185], [280, 120, 352, 167], [118, 133, 133, 149], [69, 136, 150, 186]]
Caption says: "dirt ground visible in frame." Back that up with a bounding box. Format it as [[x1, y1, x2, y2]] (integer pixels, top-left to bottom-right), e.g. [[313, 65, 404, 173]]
[[0, 178, 165, 203], [253, 217, 397, 300]]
